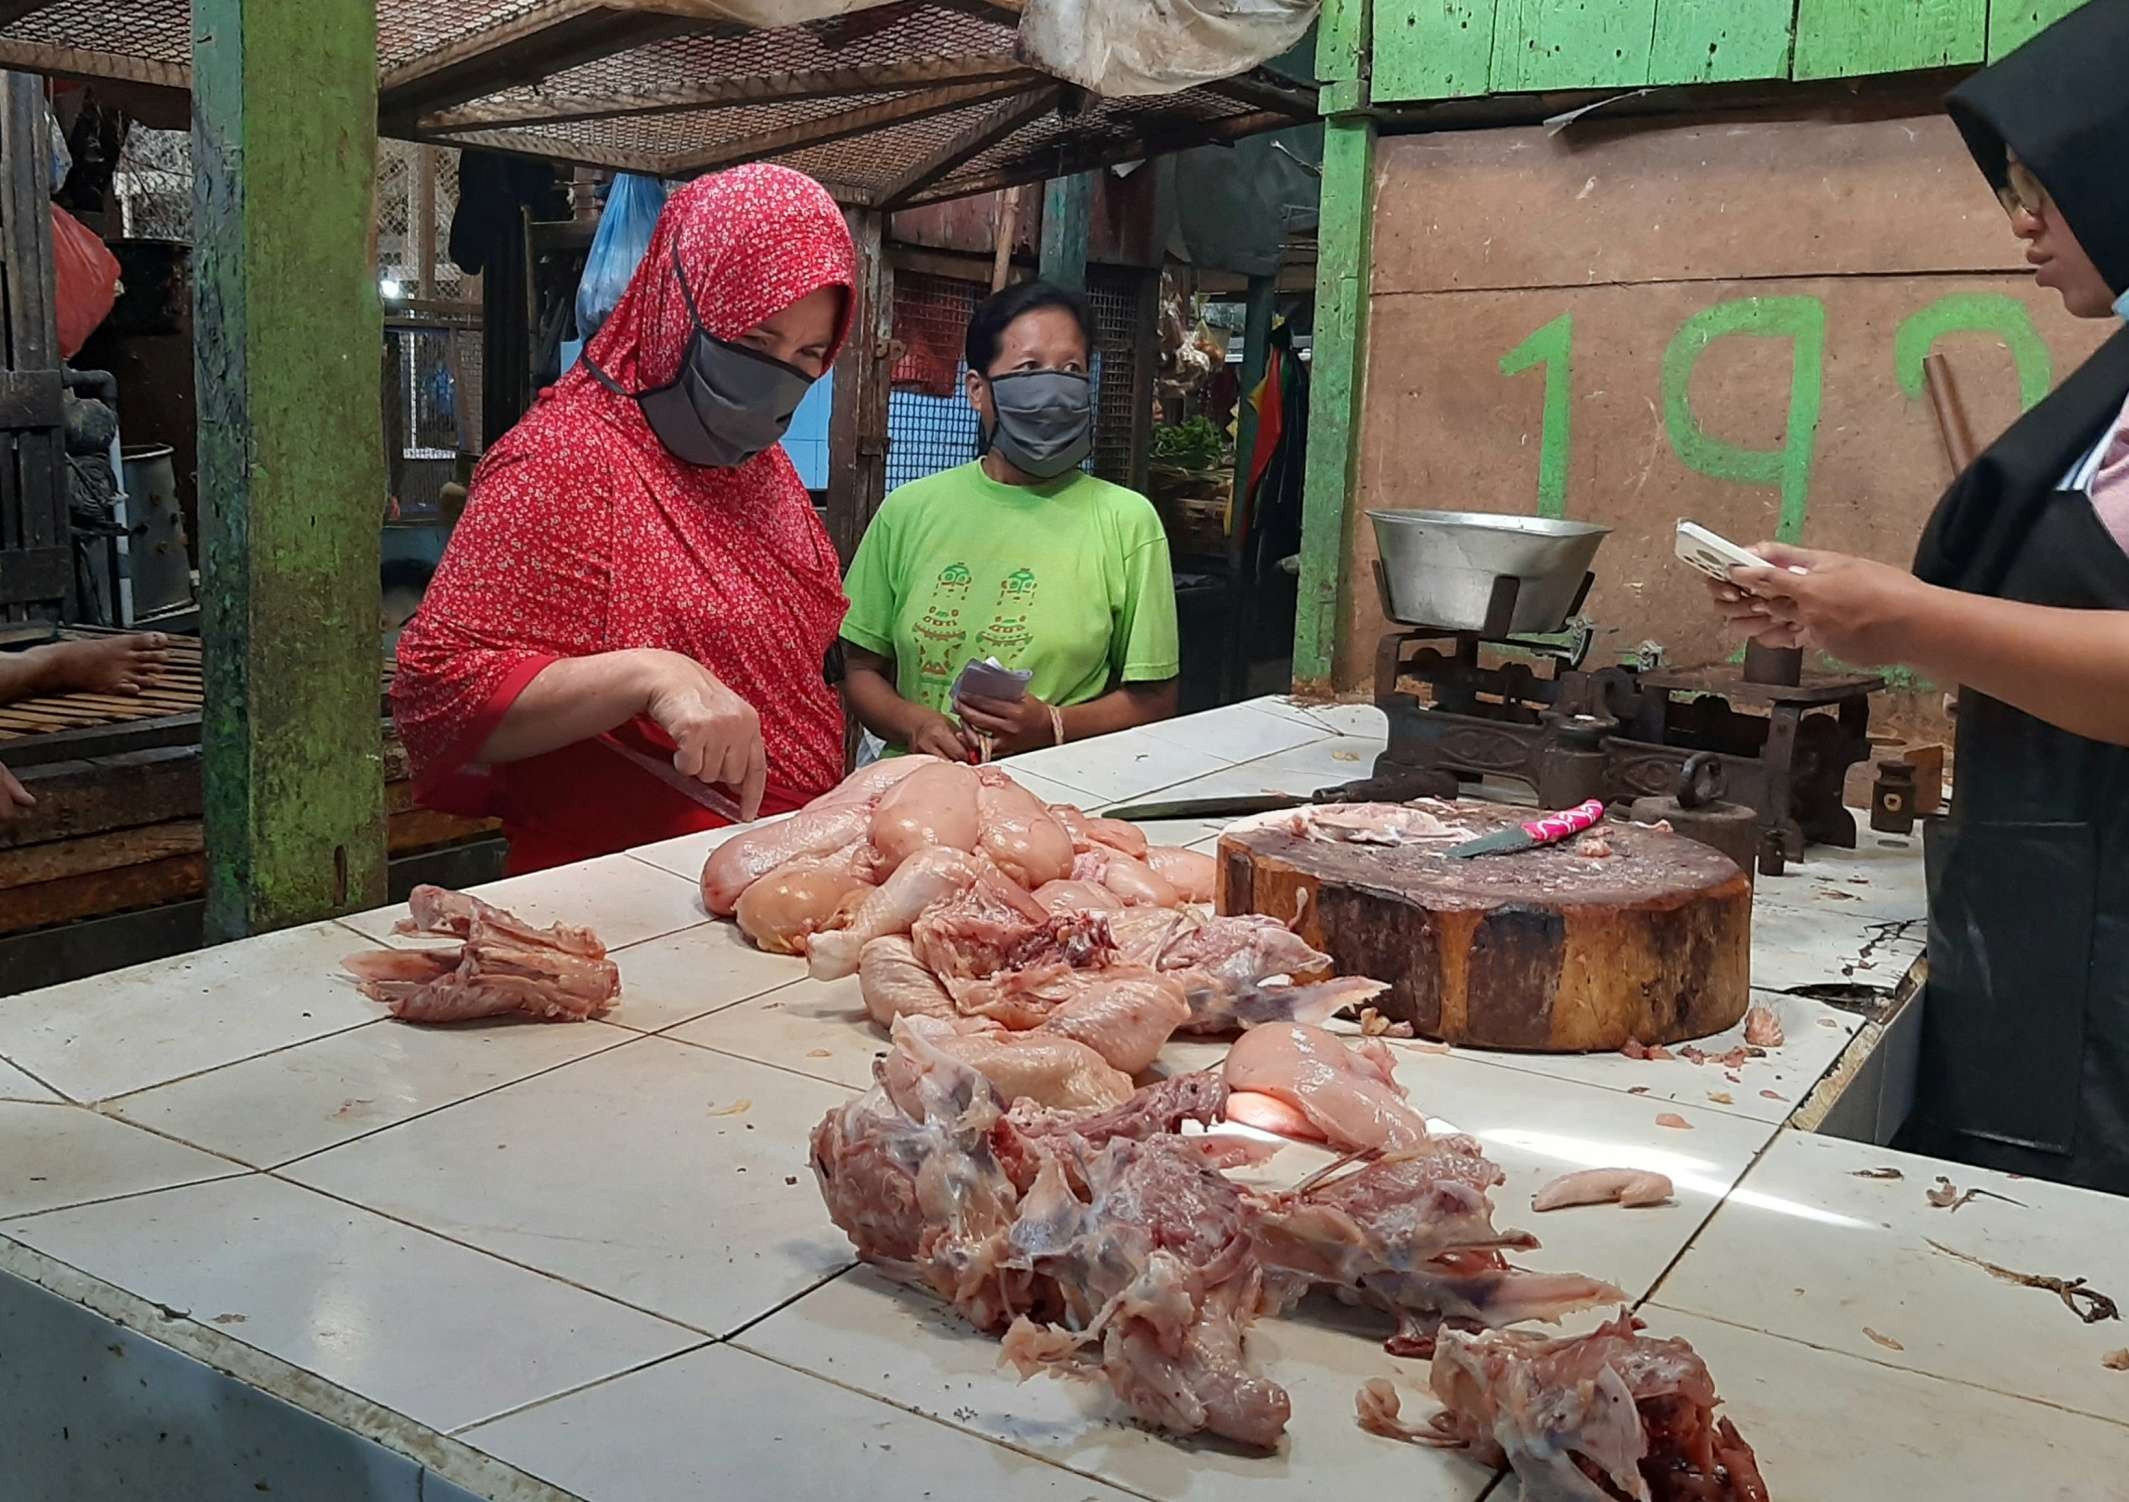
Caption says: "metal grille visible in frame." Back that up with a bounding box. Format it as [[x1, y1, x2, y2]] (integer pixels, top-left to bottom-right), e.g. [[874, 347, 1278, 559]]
[[377, 0, 559, 72], [1085, 269, 1141, 485], [1, 0, 190, 69], [886, 271, 981, 493], [111, 125, 189, 240]]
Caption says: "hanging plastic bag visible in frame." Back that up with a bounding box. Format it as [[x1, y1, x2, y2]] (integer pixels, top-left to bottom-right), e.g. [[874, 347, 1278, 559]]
[[573, 173, 668, 350], [51, 204, 121, 359]]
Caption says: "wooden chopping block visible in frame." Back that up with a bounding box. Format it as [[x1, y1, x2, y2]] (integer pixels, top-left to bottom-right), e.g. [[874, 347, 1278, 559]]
[[1216, 807, 1750, 1051]]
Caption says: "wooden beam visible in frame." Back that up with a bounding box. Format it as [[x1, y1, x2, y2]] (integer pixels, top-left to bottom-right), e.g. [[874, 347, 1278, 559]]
[[1291, 112, 1375, 694], [825, 209, 892, 569], [1199, 69, 1320, 118], [1224, 272, 1277, 700], [193, 0, 387, 938], [2, 69, 68, 623], [420, 54, 1036, 133], [377, 2, 698, 124], [877, 83, 1061, 208], [403, 125, 666, 177], [1037, 172, 1091, 290], [897, 106, 1295, 207], [669, 77, 1030, 179]]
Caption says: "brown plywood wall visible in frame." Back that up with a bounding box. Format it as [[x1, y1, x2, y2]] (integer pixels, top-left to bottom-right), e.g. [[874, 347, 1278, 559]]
[[1348, 107, 2113, 738]]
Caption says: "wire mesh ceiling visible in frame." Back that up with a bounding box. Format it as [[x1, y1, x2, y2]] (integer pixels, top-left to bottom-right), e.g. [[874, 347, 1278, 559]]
[[1, 0, 1316, 206]]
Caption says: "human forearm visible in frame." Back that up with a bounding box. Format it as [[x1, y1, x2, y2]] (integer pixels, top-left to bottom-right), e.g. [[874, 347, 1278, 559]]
[[1903, 589, 2129, 746], [843, 662, 926, 744], [1059, 678, 1178, 743], [476, 651, 657, 763]]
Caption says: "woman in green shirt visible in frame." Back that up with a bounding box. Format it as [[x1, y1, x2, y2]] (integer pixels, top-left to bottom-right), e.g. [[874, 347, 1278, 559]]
[[841, 281, 1181, 760]]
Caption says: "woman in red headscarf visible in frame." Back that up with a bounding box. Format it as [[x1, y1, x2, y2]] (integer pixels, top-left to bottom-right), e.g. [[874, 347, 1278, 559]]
[[393, 165, 857, 874]]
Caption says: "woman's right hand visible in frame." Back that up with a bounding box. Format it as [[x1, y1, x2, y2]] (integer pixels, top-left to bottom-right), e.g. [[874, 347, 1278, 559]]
[[634, 650, 768, 820], [905, 709, 975, 764]]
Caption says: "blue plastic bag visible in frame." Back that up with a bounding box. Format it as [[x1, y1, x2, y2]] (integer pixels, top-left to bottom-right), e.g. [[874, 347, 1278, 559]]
[[574, 173, 668, 348]]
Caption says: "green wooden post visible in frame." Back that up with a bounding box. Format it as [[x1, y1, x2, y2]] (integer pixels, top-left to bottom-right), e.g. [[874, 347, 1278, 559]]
[[194, 0, 387, 941], [1372, 0, 1499, 103], [1293, 0, 1373, 693], [1039, 173, 1092, 291]]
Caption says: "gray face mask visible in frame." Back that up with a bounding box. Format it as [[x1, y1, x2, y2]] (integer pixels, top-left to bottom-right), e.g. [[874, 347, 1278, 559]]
[[588, 244, 817, 469], [985, 368, 1093, 481]]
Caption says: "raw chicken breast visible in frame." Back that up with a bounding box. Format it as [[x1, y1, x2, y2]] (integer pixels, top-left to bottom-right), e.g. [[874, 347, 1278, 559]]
[[901, 1015, 1133, 1112], [701, 803, 872, 915], [736, 859, 870, 956], [1032, 879, 1124, 915], [1144, 846, 1216, 903], [857, 936, 957, 1027], [869, 760, 981, 871], [1049, 804, 1093, 850], [1035, 970, 1194, 1074], [1083, 817, 1149, 859], [807, 846, 990, 980], [1072, 848, 1179, 907], [1223, 1022, 1429, 1152], [974, 769, 1076, 888], [803, 754, 940, 811]]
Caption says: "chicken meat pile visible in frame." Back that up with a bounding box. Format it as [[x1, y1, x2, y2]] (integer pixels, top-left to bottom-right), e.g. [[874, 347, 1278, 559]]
[[704, 760, 1385, 1111]]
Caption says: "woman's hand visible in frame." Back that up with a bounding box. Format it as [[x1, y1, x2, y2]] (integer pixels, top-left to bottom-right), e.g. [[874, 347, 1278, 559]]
[[957, 692, 1060, 757], [636, 649, 768, 819], [1709, 542, 1932, 666], [906, 708, 976, 763]]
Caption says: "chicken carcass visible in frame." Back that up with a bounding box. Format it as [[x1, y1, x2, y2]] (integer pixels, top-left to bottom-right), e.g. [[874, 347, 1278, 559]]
[[1104, 906, 1381, 1036], [999, 1134, 1292, 1448], [1249, 1143, 1624, 1358], [869, 760, 981, 871], [1144, 845, 1217, 903], [1424, 1313, 1771, 1502], [1034, 970, 1194, 1074], [803, 753, 940, 811], [1223, 1022, 1430, 1153], [1032, 878, 1123, 915], [807, 846, 993, 980], [1083, 817, 1150, 859], [344, 885, 619, 1023], [735, 859, 871, 955], [899, 1014, 1133, 1112], [1292, 801, 1472, 847], [1071, 847, 1179, 907], [812, 1024, 1289, 1447], [701, 803, 874, 915], [908, 873, 1105, 984], [857, 936, 957, 1026], [975, 769, 1076, 889]]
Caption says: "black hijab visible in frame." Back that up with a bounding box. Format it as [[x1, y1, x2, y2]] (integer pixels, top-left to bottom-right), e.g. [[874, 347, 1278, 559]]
[[1915, 3, 2129, 593]]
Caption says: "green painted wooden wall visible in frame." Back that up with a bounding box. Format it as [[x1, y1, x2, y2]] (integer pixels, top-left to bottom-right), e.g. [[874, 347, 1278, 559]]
[[1371, 0, 2091, 102]]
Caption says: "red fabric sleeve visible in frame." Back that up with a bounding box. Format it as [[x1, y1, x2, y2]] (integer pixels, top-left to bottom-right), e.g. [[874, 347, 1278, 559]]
[[392, 438, 616, 798]]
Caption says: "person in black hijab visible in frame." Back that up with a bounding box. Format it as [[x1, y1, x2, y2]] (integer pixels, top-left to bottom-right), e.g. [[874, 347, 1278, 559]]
[[1706, 3, 2129, 1191]]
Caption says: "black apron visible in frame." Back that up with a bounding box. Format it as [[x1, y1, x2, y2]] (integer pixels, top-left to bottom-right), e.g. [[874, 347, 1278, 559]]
[[1911, 327, 2129, 1192]]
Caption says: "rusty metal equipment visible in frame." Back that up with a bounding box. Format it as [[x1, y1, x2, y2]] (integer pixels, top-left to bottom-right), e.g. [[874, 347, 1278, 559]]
[[1631, 751, 1762, 880], [1871, 759, 1919, 834], [1367, 561, 1881, 873]]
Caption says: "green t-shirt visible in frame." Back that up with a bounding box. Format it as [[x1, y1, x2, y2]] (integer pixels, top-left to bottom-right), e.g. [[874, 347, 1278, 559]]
[[841, 461, 1181, 722]]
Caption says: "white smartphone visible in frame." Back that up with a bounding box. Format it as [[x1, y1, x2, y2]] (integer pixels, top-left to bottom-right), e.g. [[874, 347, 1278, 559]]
[[1675, 520, 1771, 583]]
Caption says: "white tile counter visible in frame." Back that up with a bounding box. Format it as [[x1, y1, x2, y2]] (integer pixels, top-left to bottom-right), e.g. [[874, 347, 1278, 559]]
[[7, 698, 2109, 1502]]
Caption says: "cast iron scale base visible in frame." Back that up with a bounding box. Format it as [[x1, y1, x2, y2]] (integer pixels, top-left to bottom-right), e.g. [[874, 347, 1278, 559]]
[[1365, 562, 1881, 874]]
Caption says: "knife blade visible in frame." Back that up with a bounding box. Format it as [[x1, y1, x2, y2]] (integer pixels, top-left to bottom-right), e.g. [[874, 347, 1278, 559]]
[[597, 733, 748, 823], [1443, 799, 1605, 859], [1098, 793, 1312, 822]]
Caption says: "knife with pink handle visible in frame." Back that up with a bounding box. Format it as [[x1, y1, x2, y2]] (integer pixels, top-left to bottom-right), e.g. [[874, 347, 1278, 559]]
[[1443, 799, 1606, 859]]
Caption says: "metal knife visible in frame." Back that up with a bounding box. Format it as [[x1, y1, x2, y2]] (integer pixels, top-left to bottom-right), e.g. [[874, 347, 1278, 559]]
[[598, 733, 748, 823], [1442, 799, 1606, 859], [1098, 792, 1315, 822]]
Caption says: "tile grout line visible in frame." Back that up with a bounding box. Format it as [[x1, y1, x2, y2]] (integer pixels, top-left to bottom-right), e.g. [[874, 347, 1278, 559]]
[[254, 1167, 733, 1342], [656, 1028, 870, 1095], [446, 1337, 720, 1437], [1638, 1297, 2129, 1435], [724, 1335, 1167, 1502], [1394, 1038, 1846, 1130]]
